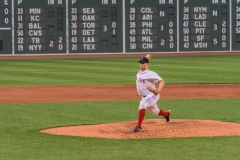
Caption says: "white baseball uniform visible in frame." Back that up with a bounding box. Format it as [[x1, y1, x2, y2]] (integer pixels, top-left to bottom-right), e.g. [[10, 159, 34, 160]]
[[136, 69, 163, 115]]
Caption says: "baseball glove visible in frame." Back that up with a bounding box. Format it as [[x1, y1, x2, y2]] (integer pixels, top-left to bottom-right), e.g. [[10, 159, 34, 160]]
[[146, 86, 159, 95]]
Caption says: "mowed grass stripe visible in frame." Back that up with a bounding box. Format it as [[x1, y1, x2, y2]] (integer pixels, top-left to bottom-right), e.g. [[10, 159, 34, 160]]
[[0, 58, 137, 85], [0, 55, 239, 86]]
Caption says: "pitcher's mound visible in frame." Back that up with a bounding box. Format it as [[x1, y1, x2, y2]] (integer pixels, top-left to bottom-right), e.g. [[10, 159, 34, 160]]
[[40, 119, 240, 139]]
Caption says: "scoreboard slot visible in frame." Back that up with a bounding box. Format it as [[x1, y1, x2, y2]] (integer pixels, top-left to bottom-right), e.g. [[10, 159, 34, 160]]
[[179, 0, 230, 51], [126, 0, 177, 52], [69, 0, 122, 53], [14, 0, 66, 54], [0, 0, 12, 54], [232, 1, 240, 50], [0, 40, 3, 51]]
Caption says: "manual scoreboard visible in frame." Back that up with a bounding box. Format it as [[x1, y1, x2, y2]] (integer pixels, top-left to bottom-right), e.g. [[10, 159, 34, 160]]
[[179, 0, 229, 51], [125, 0, 177, 52], [0, 0, 240, 54], [68, 0, 122, 53], [15, 0, 66, 54]]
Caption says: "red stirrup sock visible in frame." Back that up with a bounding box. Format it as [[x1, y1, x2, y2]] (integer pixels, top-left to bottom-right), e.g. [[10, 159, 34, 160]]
[[158, 108, 168, 117], [137, 109, 146, 126]]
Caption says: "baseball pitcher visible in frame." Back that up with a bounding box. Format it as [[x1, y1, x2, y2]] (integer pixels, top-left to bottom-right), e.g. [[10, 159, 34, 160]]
[[133, 54, 171, 132]]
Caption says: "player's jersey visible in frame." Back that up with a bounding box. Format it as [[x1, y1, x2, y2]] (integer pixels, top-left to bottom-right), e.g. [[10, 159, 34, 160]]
[[136, 70, 163, 96]]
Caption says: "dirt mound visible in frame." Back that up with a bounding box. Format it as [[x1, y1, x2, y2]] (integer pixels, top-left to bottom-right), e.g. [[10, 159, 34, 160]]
[[40, 119, 240, 139]]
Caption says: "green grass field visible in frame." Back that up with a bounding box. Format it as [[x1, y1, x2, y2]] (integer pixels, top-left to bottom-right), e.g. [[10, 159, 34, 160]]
[[0, 55, 239, 86], [0, 55, 240, 160]]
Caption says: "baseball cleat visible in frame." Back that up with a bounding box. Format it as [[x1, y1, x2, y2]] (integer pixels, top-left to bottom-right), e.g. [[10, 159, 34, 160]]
[[133, 125, 142, 132], [165, 110, 171, 122]]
